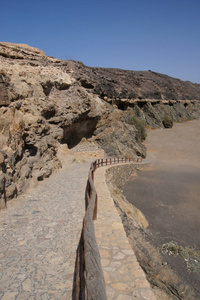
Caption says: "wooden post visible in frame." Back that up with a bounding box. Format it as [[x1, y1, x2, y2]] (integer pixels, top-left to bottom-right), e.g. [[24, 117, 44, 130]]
[[72, 231, 86, 300], [89, 182, 93, 199], [93, 194, 98, 220], [86, 190, 90, 209]]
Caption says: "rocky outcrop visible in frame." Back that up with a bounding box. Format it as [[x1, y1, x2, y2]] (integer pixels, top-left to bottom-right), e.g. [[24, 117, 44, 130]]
[[0, 42, 200, 205], [65, 60, 200, 101]]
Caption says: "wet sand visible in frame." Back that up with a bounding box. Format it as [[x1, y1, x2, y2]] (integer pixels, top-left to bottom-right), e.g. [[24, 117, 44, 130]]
[[123, 120, 200, 296]]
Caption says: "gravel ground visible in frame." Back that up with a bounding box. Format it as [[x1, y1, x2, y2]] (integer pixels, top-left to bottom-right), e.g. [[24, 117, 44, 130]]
[[123, 119, 200, 298]]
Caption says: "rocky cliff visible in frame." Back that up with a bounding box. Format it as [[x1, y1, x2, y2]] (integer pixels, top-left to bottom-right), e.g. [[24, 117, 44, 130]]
[[0, 42, 200, 208]]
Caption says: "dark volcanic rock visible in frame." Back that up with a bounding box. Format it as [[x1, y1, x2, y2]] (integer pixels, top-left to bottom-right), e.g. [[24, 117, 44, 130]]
[[66, 61, 200, 101]]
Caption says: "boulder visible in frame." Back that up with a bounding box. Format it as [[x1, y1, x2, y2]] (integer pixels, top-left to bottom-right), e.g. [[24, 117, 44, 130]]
[[6, 183, 17, 200]]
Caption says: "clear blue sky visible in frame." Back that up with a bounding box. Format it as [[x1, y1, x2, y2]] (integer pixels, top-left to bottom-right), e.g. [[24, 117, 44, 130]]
[[1, 0, 200, 83]]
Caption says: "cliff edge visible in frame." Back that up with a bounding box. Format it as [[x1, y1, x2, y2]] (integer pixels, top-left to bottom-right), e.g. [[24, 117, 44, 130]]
[[0, 42, 200, 208]]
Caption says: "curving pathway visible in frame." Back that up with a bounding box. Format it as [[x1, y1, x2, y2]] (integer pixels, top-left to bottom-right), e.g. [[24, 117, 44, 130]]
[[0, 162, 90, 300], [94, 166, 157, 300]]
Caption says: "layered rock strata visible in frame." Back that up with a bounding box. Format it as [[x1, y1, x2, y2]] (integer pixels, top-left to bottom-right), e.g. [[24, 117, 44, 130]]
[[0, 42, 200, 206]]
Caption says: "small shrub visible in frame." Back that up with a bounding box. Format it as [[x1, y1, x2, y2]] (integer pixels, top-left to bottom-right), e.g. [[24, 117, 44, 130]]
[[162, 241, 200, 274], [163, 116, 173, 128], [125, 114, 147, 142]]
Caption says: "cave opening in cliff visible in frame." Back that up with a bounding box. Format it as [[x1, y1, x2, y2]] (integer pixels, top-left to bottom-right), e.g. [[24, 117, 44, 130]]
[[116, 103, 127, 111], [25, 145, 38, 156], [115, 100, 128, 111], [61, 117, 98, 149], [137, 101, 146, 109]]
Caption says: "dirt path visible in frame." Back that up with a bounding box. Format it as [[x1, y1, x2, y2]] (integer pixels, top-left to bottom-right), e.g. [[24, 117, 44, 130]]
[[0, 162, 90, 300], [123, 120, 200, 297]]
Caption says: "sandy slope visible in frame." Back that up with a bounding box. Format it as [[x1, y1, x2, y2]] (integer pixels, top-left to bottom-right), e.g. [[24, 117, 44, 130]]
[[123, 119, 200, 297]]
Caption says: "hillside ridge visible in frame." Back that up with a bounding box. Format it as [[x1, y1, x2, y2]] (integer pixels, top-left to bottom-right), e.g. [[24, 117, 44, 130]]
[[0, 42, 200, 207]]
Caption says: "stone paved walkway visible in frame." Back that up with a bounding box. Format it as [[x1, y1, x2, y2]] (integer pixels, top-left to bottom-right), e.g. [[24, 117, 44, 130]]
[[1, 156, 159, 300], [94, 166, 157, 300], [0, 162, 90, 300]]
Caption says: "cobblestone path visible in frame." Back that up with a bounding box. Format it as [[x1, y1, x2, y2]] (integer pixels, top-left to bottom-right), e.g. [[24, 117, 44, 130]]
[[0, 162, 90, 300]]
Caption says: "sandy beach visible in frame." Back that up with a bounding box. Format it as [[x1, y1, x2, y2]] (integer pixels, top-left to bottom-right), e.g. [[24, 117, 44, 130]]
[[123, 120, 200, 298]]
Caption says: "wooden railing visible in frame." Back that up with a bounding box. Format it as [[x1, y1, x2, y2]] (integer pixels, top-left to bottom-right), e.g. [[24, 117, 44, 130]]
[[94, 156, 143, 168], [72, 156, 143, 299]]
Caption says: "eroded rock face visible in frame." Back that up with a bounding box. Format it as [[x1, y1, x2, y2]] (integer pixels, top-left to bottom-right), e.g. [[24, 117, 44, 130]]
[[0, 42, 200, 204], [0, 42, 45, 60]]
